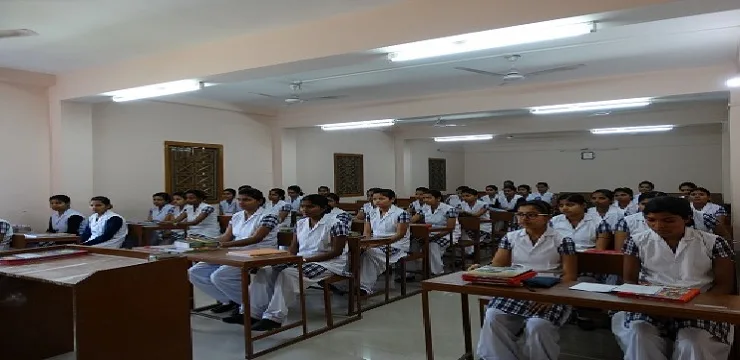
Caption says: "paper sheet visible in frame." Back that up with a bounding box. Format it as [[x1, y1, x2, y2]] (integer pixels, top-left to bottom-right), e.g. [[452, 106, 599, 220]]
[[569, 282, 617, 293], [614, 284, 663, 295]]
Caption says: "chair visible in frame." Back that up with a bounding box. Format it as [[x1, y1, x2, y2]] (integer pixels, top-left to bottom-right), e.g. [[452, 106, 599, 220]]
[[485, 211, 514, 254], [396, 225, 431, 296], [451, 217, 484, 271], [217, 215, 231, 234], [316, 236, 362, 327]]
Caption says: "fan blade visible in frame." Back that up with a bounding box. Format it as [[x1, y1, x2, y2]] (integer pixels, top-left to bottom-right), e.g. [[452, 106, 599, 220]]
[[455, 67, 507, 77], [302, 95, 347, 101], [248, 92, 280, 98], [524, 64, 585, 77]]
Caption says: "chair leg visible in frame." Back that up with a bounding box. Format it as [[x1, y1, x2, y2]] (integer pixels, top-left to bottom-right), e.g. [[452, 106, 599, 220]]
[[347, 278, 355, 316], [323, 282, 334, 328], [400, 259, 407, 296], [479, 299, 486, 327]]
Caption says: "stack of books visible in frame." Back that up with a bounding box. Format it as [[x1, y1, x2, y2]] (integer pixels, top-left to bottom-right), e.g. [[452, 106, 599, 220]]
[[227, 248, 288, 258], [570, 283, 700, 303], [174, 234, 219, 249], [462, 265, 538, 286]]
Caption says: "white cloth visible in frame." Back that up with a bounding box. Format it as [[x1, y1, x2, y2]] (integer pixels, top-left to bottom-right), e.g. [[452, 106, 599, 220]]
[[362, 202, 374, 215], [621, 212, 650, 236], [149, 204, 173, 222], [458, 200, 492, 233], [446, 195, 462, 209], [409, 199, 425, 214], [614, 201, 639, 216], [420, 203, 461, 240], [360, 205, 410, 293], [264, 199, 291, 226], [478, 308, 562, 360], [229, 208, 279, 249], [550, 213, 603, 250], [328, 207, 350, 224], [87, 211, 128, 248], [250, 267, 328, 323], [185, 203, 220, 238], [506, 227, 567, 276], [497, 194, 523, 211], [294, 215, 347, 275], [188, 262, 245, 304], [587, 205, 624, 231], [527, 192, 554, 203], [219, 200, 239, 215], [287, 196, 303, 212], [50, 209, 83, 233], [480, 194, 499, 206], [691, 202, 725, 218]]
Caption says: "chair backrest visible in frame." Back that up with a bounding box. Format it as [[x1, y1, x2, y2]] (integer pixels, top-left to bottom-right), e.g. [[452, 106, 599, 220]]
[[457, 216, 481, 231], [218, 215, 231, 233], [410, 224, 430, 240], [277, 231, 293, 247], [490, 211, 514, 222], [350, 220, 365, 233], [337, 203, 362, 213]]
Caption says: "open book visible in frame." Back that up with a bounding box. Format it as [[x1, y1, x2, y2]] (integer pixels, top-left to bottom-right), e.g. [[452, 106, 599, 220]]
[[227, 248, 288, 258], [570, 283, 700, 303]]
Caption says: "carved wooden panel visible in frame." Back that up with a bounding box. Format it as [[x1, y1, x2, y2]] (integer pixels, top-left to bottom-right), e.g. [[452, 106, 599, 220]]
[[164, 141, 224, 202], [334, 153, 364, 197], [428, 158, 447, 191]]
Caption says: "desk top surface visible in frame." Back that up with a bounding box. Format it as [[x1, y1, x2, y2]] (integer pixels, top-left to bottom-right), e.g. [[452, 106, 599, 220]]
[[423, 272, 740, 324], [0, 253, 147, 286], [186, 248, 301, 268]]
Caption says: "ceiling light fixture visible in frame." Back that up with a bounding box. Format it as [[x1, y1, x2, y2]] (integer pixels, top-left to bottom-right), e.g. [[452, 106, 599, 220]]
[[726, 76, 740, 88], [434, 134, 494, 142], [102, 80, 204, 102], [385, 21, 594, 62], [320, 119, 396, 131], [530, 97, 652, 115], [590, 125, 674, 135]]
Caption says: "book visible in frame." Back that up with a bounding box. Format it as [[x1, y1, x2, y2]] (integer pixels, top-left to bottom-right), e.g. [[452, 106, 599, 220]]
[[227, 248, 288, 258], [23, 233, 75, 239], [461, 265, 537, 286], [0, 249, 89, 265], [616, 285, 700, 303], [174, 235, 219, 249]]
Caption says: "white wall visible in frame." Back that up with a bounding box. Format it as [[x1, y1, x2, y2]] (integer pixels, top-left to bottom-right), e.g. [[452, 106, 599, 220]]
[[0, 82, 51, 230], [92, 101, 273, 220], [294, 128, 395, 201], [464, 126, 723, 194], [407, 139, 465, 192]]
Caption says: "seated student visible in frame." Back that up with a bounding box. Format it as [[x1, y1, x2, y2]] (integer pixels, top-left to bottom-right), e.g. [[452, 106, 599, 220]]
[[550, 193, 611, 250], [317, 186, 330, 197], [219, 188, 239, 215], [0, 217, 13, 251], [171, 189, 221, 239], [148, 192, 173, 222], [678, 181, 697, 198], [356, 187, 381, 221], [496, 185, 525, 211], [588, 189, 625, 230], [286, 185, 304, 213], [264, 188, 292, 227], [635, 180, 655, 205], [459, 187, 494, 253], [325, 193, 352, 225], [249, 195, 349, 331], [612, 196, 735, 360], [164, 191, 187, 243], [475, 200, 577, 360], [689, 187, 727, 226], [446, 186, 468, 209], [188, 188, 279, 323], [517, 184, 533, 200], [410, 189, 460, 276], [360, 188, 410, 295], [531, 182, 555, 204], [47, 195, 84, 235], [613, 187, 638, 216], [480, 185, 499, 206], [408, 187, 429, 216], [79, 196, 128, 248], [614, 191, 662, 250]]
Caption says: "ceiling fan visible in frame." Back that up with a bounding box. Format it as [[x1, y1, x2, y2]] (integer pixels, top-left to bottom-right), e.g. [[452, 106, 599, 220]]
[[0, 29, 38, 40], [249, 81, 346, 105], [455, 54, 585, 85]]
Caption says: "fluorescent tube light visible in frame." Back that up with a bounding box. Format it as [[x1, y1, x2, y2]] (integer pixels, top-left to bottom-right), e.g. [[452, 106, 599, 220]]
[[103, 80, 204, 102], [590, 125, 674, 135], [386, 21, 594, 62], [320, 119, 395, 131], [434, 134, 494, 142], [726, 76, 740, 88], [530, 97, 652, 115]]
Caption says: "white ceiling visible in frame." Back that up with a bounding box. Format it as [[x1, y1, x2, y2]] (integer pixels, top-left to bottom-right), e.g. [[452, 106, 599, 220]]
[[0, 0, 400, 73]]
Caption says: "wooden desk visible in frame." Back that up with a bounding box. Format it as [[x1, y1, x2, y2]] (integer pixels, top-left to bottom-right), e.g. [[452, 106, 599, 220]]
[[11, 233, 80, 249], [0, 246, 192, 360], [421, 272, 740, 360], [127, 222, 188, 247], [186, 250, 305, 359]]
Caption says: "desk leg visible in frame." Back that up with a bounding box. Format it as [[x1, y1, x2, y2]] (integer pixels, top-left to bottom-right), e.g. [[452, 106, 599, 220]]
[[422, 290, 434, 360], [297, 261, 308, 335], [242, 270, 254, 359], [461, 293, 473, 360], [385, 248, 390, 302]]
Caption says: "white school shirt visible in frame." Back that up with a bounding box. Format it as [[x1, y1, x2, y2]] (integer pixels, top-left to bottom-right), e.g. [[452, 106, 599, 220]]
[[219, 200, 239, 215], [149, 204, 173, 222], [420, 203, 461, 240], [287, 196, 303, 212], [458, 200, 492, 233], [366, 205, 410, 254], [527, 192, 554, 203], [691, 202, 726, 219], [480, 194, 498, 207], [627, 227, 724, 290], [0, 218, 14, 250], [409, 200, 425, 214], [505, 227, 572, 276], [497, 194, 523, 211], [446, 195, 462, 209], [184, 203, 220, 238], [50, 209, 83, 233], [550, 213, 606, 250], [617, 212, 650, 236], [264, 199, 292, 226], [87, 211, 128, 248], [587, 205, 624, 231], [229, 208, 279, 249], [328, 207, 352, 225], [614, 201, 639, 217], [295, 215, 349, 275], [361, 202, 374, 215]]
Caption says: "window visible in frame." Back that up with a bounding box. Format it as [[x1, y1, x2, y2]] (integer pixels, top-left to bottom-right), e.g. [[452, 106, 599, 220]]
[[334, 153, 364, 197], [164, 141, 224, 202], [428, 158, 447, 191]]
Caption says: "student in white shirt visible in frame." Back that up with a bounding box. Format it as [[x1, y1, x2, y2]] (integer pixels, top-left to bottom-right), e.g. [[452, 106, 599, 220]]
[[550, 193, 612, 250], [635, 180, 655, 205], [613, 187, 638, 216], [148, 192, 173, 222], [475, 200, 577, 360], [188, 188, 280, 323], [614, 191, 661, 251], [612, 196, 735, 360], [480, 185, 499, 206], [79, 196, 128, 248], [325, 193, 353, 225], [219, 188, 238, 215], [249, 194, 349, 331], [588, 189, 624, 231], [47, 194, 84, 235], [264, 188, 292, 226], [0, 217, 13, 250], [517, 184, 533, 200], [164, 191, 187, 243], [678, 181, 697, 198], [172, 189, 220, 239], [317, 185, 330, 197], [459, 187, 493, 244], [445, 186, 468, 209], [532, 182, 555, 204], [689, 187, 727, 226], [360, 188, 411, 295], [286, 185, 304, 213], [355, 187, 381, 221], [496, 185, 525, 211], [408, 187, 429, 216], [410, 189, 460, 276]]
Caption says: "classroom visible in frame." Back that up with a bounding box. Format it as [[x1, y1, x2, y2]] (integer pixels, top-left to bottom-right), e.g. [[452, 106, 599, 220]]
[[2, 0, 740, 359]]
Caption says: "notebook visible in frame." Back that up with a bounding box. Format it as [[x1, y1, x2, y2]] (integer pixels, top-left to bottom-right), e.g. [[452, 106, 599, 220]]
[[462, 266, 537, 286], [569, 282, 700, 303], [227, 248, 288, 257]]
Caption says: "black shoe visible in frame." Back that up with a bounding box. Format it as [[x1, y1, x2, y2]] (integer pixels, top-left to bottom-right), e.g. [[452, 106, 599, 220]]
[[251, 319, 282, 331], [210, 301, 239, 314], [222, 313, 260, 325], [394, 275, 416, 283], [359, 288, 370, 296]]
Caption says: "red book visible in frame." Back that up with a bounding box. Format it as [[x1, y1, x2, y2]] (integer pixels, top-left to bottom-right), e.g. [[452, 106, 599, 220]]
[[616, 286, 700, 303], [462, 266, 538, 287]]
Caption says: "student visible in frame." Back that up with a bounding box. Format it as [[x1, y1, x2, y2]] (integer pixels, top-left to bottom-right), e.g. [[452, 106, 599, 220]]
[[411, 189, 460, 276], [360, 188, 410, 295], [480, 185, 499, 206], [459, 187, 493, 246], [613, 187, 638, 216], [446, 186, 468, 209], [408, 187, 429, 216], [325, 193, 352, 225], [238, 185, 252, 192], [172, 189, 220, 239], [475, 200, 577, 360], [612, 196, 735, 360], [188, 188, 280, 323], [79, 196, 128, 248], [496, 185, 525, 211], [635, 181, 655, 204], [164, 191, 187, 243], [517, 184, 533, 200], [531, 182, 554, 204], [0, 217, 13, 250], [689, 187, 727, 226], [678, 181, 697, 198], [219, 188, 239, 215], [47, 195, 84, 235], [614, 191, 662, 251], [249, 195, 349, 331], [356, 187, 381, 221], [264, 188, 292, 226], [550, 193, 611, 250], [148, 192, 173, 222], [587, 189, 624, 230], [317, 186, 331, 197], [286, 185, 304, 213]]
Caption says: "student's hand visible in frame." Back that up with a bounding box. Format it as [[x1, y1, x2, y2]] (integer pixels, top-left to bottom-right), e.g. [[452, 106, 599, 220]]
[[220, 241, 236, 248], [467, 264, 481, 271], [528, 302, 552, 314]]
